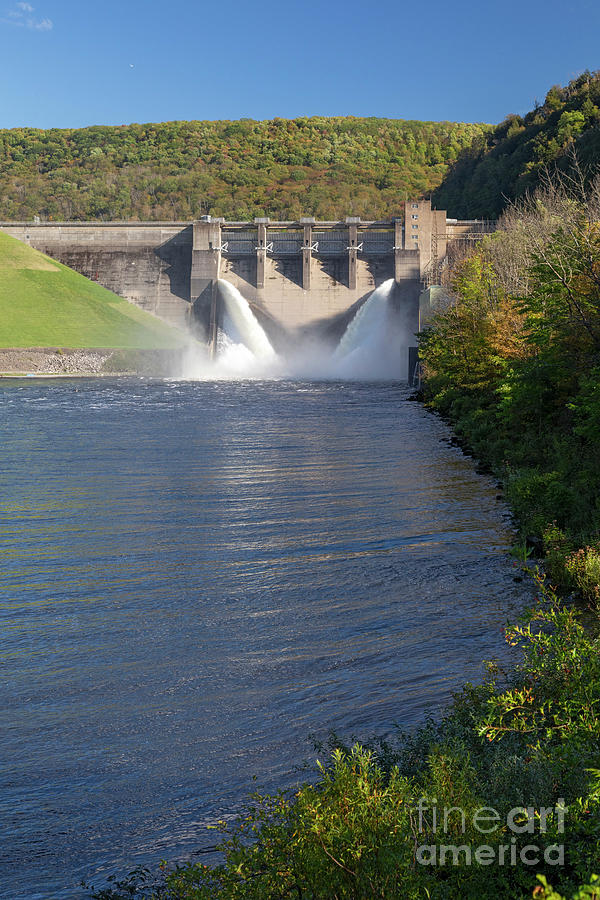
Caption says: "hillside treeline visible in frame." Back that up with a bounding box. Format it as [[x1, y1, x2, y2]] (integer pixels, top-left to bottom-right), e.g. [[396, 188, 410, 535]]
[[0, 117, 486, 222], [433, 70, 600, 218]]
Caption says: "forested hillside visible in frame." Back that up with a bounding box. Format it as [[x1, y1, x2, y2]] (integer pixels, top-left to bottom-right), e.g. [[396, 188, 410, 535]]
[[0, 117, 486, 221], [433, 70, 600, 218], [4, 73, 600, 224]]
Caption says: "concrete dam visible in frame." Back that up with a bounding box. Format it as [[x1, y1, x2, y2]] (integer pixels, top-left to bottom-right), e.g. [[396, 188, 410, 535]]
[[1, 201, 493, 374]]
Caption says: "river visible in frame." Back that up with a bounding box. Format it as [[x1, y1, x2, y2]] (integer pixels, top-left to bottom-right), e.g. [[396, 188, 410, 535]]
[[1, 377, 526, 899]]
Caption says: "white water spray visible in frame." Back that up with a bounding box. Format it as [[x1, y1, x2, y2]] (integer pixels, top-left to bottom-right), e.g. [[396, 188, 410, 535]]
[[182, 277, 405, 381], [332, 279, 403, 380], [182, 280, 279, 379], [219, 280, 277, 361]]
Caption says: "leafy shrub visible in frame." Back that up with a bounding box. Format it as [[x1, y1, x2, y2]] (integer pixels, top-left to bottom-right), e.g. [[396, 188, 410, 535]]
[[533, 873, 600, 899], [542, 524, 574, 590], [564, 545, 600, 605], [506, 471, 574, 538]]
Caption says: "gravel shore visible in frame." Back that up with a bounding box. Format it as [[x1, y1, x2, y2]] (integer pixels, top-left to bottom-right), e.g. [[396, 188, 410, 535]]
[[0, 347, 184, 376]]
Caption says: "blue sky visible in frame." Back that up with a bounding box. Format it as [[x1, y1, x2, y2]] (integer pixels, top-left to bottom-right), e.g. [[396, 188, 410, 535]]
[[0, 0, 598, 129]]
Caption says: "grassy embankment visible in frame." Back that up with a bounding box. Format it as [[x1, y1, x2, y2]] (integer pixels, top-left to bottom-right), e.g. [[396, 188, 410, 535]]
[[0, 229, 185, 355]]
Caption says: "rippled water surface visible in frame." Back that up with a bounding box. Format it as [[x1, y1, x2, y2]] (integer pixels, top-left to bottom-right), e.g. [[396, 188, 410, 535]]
[[1, 379, 525, 899]]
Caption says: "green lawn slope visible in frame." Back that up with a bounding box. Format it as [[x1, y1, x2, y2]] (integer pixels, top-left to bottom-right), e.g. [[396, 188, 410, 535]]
[[0, 230, 186, 349]]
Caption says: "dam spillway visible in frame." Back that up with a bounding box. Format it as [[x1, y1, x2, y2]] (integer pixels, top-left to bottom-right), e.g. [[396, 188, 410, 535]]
[[189, 278, 407, 381]]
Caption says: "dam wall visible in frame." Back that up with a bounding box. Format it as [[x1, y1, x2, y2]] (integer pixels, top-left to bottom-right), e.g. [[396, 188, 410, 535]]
[[1, 203, 495, 342], [212, 229, 399, 334]]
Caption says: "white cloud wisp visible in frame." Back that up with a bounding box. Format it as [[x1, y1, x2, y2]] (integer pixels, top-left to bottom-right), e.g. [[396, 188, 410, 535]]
[[1, 2, 52, 30]]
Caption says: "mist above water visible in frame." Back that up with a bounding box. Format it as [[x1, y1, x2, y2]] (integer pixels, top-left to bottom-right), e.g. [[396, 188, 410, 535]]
[[183, 278, 408, 381]]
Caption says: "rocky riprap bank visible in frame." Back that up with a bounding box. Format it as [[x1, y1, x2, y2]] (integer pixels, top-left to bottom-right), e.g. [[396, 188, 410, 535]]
[[0, 348, 183, 376]]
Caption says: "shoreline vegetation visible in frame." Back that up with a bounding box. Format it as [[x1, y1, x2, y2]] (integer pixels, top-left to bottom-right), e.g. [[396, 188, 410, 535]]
[[420, 167, 600, 606]]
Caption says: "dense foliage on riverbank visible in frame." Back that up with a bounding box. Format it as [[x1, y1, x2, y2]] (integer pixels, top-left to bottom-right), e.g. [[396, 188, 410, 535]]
[[0, 118, 486, 221], [421, 171, 600, 603], [433, 71, 600, 219]]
